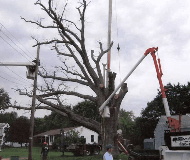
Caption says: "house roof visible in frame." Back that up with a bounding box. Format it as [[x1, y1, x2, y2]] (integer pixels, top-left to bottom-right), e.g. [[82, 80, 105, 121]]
[[0, 123, 9, 128], [34, 126, 77, 137]]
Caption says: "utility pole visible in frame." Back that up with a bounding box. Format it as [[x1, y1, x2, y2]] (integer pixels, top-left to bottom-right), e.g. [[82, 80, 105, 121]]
[[0, 46, 40, 160], [28, 45, 40, 160], [106, 0, 112, 88]]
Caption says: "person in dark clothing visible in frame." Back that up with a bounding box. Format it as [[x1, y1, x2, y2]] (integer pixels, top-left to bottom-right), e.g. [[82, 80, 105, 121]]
[[41, 142, 49, 160], [25, 143, 28, 149]]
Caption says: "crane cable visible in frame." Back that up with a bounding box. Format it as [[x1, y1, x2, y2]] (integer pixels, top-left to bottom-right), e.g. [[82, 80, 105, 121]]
[[115, 0, 121, 83], [117, 44, 121, 83]]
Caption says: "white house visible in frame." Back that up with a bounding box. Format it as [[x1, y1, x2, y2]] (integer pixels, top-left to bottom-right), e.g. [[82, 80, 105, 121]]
[[0, 123, 10, 146], [34, 126, 99, 146]]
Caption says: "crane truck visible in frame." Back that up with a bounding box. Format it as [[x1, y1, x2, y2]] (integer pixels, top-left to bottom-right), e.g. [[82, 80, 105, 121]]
[[99, 47, 190, 160]]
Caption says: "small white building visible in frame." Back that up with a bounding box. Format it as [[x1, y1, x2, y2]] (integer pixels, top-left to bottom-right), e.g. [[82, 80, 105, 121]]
[[0, 123, 10, 146], [34, 126, 99, 146]]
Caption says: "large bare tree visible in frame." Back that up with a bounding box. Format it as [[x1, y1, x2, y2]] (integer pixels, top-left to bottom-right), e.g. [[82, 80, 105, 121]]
[[11, 0, 128, 155]]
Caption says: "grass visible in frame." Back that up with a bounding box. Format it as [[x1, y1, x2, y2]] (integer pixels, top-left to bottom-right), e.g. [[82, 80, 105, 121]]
[[0, 147, 129, 160]]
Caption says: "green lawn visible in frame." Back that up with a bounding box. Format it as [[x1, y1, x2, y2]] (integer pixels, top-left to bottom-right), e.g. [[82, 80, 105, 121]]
[[0, 147, 128, 160]]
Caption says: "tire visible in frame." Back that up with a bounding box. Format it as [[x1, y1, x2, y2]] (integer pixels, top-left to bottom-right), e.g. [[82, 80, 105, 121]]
[[85, 150, 91, 156]]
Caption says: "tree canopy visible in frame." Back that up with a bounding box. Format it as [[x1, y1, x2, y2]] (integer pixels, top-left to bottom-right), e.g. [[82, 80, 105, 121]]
[[0, 88, 10, 110], [73, 100, 100, 122], [119, 109, 135, 139], [5, 116, 30, 146], [34, 110, 74, 135], [0, 111, 18, 125], [141, 82, 190, 119]]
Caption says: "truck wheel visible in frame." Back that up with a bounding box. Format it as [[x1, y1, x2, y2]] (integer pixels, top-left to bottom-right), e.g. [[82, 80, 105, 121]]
[[85, 150, 91, 156], [128, 156, 135, 160]]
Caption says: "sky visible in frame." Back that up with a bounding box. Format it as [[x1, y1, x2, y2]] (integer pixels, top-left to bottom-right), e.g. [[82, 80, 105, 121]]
[[0, 0, 190, 119]]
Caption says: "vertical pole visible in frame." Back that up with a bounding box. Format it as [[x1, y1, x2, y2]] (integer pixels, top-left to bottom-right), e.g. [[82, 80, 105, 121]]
[[106, 0, 112, 88], [103, 64, 106, 87], [28, 45, 40, 160]]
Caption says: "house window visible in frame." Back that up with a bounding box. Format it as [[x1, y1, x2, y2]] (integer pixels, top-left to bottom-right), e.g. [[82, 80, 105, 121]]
[[50, 135, 53, 142], [91, 135, 94, 142]]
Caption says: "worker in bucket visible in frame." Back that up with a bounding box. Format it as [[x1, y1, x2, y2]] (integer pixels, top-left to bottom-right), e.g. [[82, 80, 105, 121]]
[[103, 144, 114, 160], [40, 142, 49, 160]]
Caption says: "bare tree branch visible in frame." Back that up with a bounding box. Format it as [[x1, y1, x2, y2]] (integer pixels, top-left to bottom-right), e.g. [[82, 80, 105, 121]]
[[34, 1, 55, 20], [64, 28, 81, 42], [62, 19, 81, 31], [56, 66, 86, 80], [61, 36, 96, 88], [54, 44, 73, 57], [38, 72, 89, 86], [37, 90, 96, 102], [36, 96, 100, 133], [33, 39, 70, 47], [21, 17, 57, 29], [8, 105, 67, 117], [97, 41, 113, 62], [30, 0, 100, 88], [90, 42, 113, 85], [60, 0, 68, 22]]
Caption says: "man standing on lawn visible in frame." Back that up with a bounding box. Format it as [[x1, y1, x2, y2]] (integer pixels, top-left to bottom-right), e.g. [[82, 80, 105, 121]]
[[103, 144, 114, 160], [41, 142, 49, 160]]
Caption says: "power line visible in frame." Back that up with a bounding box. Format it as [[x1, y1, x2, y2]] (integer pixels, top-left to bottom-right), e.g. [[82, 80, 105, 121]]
[[0, 67, 33, 86], [0, 62, 34, 85], [0, 30, 33, 61], [0, 35, 32, 62], [0, 23, 35, 60], [0, 75, 31, 87]]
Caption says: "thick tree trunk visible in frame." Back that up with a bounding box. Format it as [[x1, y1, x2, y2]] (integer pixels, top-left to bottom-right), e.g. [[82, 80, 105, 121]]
[[101, 107, 120, 156], [101, 72, 128, 156]]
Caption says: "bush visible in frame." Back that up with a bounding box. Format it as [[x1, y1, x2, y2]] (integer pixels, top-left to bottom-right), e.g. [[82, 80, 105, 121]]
[[52, 142, 58, 150]]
